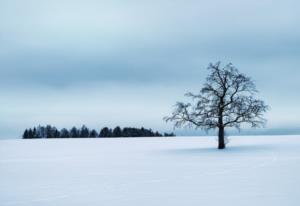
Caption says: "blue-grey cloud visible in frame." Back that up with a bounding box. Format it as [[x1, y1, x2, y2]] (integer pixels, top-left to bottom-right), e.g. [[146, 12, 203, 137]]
[[0, 0, 300, 138]]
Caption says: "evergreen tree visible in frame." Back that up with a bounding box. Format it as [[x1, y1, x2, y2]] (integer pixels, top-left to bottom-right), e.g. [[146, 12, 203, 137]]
[[70, 126, 80, 138], [80, 125, 89, 138], [60, 128, 70, 138], [36, 125, 46, 138], [32, 127, 39, 138], [54, 129, 60, 138], [45, 125, 53, 138], [99, 127, 112, 137], [155, 131, 162, 137], [89, 129, 98, 138], [112, 126, 122, 137], [140, 127, 144, 137], [23, 129, 29, 139], [122, 127, 130, 137], [28, 129, 34, 139]]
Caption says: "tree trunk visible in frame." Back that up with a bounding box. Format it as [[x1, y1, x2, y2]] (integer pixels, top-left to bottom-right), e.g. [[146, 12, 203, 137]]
[[218, 126, 226, 149]]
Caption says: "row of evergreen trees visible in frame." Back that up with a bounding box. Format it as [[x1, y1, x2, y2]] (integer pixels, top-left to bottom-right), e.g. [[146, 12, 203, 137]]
[[23, 125, 175, 139]]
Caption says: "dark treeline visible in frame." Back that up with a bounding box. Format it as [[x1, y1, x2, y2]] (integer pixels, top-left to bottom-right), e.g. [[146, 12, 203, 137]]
[[23, 125, 175, 139]]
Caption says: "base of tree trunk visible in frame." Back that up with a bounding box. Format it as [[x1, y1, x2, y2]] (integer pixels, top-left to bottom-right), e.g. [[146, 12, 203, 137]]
[[218, 144, 226, 149], [218, 126, 226, 149]]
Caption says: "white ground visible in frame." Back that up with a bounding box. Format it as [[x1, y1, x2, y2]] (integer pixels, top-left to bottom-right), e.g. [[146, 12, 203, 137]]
[[1, 136, 300, 206]]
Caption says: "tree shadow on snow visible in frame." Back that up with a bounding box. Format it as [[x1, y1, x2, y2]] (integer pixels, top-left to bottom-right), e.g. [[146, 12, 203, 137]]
[[163, 144, 277, 156]]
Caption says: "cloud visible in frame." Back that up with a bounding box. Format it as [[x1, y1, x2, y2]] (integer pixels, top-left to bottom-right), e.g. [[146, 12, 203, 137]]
[[0, 0, 300, 137]]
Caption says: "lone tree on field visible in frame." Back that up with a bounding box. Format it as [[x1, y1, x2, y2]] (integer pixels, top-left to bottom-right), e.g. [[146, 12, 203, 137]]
[[164, 62, 268, 149]]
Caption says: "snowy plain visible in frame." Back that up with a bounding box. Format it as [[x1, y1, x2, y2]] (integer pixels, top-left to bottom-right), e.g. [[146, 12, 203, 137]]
[[0, 136, 300, 206]]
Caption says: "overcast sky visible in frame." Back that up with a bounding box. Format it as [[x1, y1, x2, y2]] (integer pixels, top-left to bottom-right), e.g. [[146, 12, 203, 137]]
[[1, 0, 300, 138]]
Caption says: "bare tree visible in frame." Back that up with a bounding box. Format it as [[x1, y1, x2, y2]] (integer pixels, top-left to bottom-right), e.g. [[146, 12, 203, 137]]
[[164, 62, 268, 149]]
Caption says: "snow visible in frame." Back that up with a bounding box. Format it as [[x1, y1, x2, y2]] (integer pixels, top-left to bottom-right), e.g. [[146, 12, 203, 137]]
[[1, 136, 300, 206]]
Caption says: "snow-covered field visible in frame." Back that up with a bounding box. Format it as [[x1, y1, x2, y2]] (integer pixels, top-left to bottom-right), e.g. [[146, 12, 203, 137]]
[[1, 136, 300, 206]]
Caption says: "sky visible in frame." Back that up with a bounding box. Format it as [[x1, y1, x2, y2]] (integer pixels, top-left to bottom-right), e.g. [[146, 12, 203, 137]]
[[0, 0, 300, 138]]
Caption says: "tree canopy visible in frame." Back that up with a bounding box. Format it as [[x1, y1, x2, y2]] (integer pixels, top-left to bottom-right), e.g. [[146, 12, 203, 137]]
[[165, 62, 268, 149]]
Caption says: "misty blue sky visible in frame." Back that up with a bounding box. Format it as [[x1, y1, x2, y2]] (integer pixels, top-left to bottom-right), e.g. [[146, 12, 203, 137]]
[[1, 0, 300, 138]]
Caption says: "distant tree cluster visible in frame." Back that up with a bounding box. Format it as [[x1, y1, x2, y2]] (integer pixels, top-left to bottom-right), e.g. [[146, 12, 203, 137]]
[[23, 125, 175, 139]]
